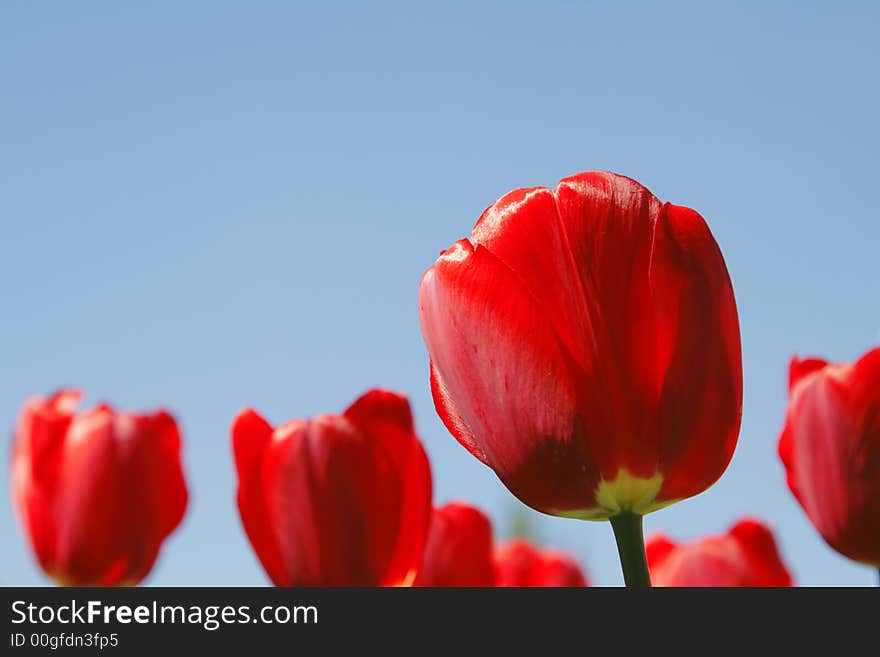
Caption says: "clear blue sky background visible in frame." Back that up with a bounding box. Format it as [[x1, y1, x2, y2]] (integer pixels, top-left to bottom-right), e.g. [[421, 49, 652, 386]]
[[2, 2, 878, 586]]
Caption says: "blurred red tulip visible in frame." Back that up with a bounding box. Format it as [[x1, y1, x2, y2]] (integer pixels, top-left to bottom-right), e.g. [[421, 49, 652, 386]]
[[10, 390, 188, 586], [778, 349, 880, 565], [414, 502, 495, 586], [647, 519, 792, 587], [418, 171, 742, 521], [494, 539, 587, 587], [232, 389, 432, 586]]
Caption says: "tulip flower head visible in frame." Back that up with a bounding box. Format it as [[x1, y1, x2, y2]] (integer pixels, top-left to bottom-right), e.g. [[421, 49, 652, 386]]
[[232, 389, 432, 586], [646, 518, 793, 587], [418, 171, 742, 522], [494, 539, 588, 587], [414, 502, 495, 587], [10, 390, 188, 586], [778, 349, 880, 566]]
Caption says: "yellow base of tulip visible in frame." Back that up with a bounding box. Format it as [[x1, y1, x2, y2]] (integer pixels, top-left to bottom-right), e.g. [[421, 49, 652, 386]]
[[51, 574, 140, 587], [394, 569, 418, 587], [554, 468, 678, 521]]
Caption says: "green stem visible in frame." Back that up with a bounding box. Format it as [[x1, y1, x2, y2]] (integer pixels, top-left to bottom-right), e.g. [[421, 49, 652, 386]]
[[609, 512, 652, 588]]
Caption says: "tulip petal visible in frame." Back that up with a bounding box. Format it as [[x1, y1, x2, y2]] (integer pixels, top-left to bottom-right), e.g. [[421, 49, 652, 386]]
[[554, 173, 741, 493], [419, 239, 599, 514], [233, 408, 274, 483], [494, 539, 587, 587], [644, 534, 677, 568], [779, 366, 852, 546], [729, 519, 793, 587], [429, 362, 486, 464], [10, 391, 80, 575], [232, 408, 287, 585], [343, 389, 417, 473], [648, 519, 792, 586], [344, 390, 433, 586], [554, 170, 663, 418], [117, 411, 188, 584], [55, 407, 124, 584], [788, 356, 829, 391], [558, 172, 661, 478], [846, 348, 880, 463], [262, 416, 405, 586], [649, 203, 742, 501], [414, 502, 495, 587], [471, 186, 595, 373]]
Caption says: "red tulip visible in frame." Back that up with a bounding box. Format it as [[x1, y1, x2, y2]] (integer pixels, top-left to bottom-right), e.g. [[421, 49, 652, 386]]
[[418, 171, 742, 520], [10, 390, 188, 586], [646, 518, 793, 587], [778, 349, 880, 565], [414, 502, 495, 587], [232, 389, 432, 586], [494, 539, 587, 587]]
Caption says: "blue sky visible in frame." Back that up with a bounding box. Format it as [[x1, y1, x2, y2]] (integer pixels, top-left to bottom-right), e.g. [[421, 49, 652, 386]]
[[2, 1, 878, 586]]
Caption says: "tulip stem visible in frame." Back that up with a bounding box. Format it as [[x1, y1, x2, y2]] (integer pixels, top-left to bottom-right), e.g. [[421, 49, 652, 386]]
[[609, 512, 652, 588]]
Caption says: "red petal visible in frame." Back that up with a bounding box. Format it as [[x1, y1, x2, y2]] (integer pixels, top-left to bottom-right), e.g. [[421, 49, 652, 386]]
[[10, 390, 81, 575], [494, 539, 587, 587], [116, 410, 188, 584], [343, 389, 415, 471], [644, 534, 677, 570], [429, 362, 486, 464], [650, 203, 742, 501], [846, 348, 880, 442], [471, 186, 594, 372], [648, 519, 792, 587], [553, 171, 663, 438], [233, 408, 274, 482], [261, 415, 407, 586], [232, 409, 288, 585], [414, 502, 495, 587], [789, 356, 829, 391], [344, 390, 433, 586], [554, 172, 741, 492], [729, 519, 793, 586], [51, 407, 125, 584], [419, 239, 595, 514]]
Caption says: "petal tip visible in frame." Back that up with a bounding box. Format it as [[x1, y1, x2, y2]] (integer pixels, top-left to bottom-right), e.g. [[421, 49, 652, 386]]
[[345, 388, 414, 433], [788, 356, 829, 391]]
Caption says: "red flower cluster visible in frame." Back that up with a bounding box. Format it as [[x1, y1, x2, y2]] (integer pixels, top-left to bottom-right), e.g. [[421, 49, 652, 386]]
[[230, 393, 588, 587], [414, 502, 587, 587], [8, 170, 878, 587]]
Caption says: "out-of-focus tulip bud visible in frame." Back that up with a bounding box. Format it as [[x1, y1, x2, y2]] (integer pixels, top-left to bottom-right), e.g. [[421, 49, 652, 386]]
[[778, 349, 880, 566], [11, 390, 188, 586], [646, 519, 793, 587], [232, 389, 432, 586], [494, 539, 587, 587]]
